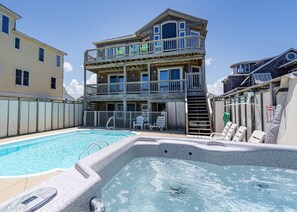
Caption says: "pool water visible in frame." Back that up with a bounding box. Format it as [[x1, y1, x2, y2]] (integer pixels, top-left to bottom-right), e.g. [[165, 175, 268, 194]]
[[0, 130, 133, 176], [102, 157, 297, 211]]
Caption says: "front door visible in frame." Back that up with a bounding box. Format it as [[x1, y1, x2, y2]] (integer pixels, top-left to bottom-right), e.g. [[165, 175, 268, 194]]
[[187, 67, 201, 91]]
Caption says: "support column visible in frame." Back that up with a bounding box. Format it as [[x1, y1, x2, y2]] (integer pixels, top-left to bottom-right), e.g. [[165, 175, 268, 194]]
[[201, 58, 206, 92], [83, 66, 87, 111], [123, 99, 127, 127], [147, 100, 152, 124], [147, 63, 150, 94]]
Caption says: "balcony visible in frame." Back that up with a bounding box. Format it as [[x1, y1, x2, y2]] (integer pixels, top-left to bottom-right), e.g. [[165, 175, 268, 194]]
[[86, 79, 185, 97], [84, 35, 205, 64]]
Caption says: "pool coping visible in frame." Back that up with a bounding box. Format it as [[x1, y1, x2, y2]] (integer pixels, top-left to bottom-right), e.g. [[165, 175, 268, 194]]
[[2, 135, 297, 211]]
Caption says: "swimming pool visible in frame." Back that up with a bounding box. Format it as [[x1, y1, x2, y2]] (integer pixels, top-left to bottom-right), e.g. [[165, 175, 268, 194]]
[[102, 157, 297, 211], [0, 129, 133, 176]]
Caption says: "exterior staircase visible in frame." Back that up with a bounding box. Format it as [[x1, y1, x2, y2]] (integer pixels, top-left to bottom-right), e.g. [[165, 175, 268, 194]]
[[187, 95, 212, 136]]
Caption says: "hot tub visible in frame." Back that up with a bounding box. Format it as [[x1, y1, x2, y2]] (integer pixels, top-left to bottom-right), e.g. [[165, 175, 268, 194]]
[[2, 136, 297, 211]]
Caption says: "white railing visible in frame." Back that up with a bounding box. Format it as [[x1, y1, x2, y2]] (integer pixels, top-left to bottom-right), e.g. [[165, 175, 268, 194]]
[[86, 80, 185, 96], [84, 35, 205, 62], [187, 73, 203, 91]]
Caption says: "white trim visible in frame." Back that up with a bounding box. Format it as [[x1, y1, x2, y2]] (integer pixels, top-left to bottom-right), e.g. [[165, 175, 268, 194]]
[[15, 68, 30, 87], [190, 30, 201, 36], [191, 65, 201, 73], [51, 76, 57, 90], [286, 52, 297, 61], [158, 66, 183, 80], [179, 31, 185, 37], [153, 25, 160, 34], [14, 36, 20, 50], [1, 14, 10, 35], [161, 20, 178, 39], [179, 21, 185, 30]]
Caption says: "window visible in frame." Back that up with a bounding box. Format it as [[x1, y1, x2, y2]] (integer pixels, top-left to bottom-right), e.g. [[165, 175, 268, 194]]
[[109, 75, 124, 93], [51, 77, 56, 89], [237, 64, 250, 73], [158, 68, 182, 91], [179, 21, 185, 30], [15, 37, 20, 49], [2, 15, 9, 34], [15, 69, 29, 86], [39, 48, 44, 62], [154, 25, 159, 34], [286, 52, 297, 61], [56, 55, 61, 68], [253, 73, 272, 84], [179, 31, 185, 49]]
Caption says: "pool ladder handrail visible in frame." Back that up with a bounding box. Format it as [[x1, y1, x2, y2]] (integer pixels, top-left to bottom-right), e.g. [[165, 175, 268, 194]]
[[78, 140, 110, 160], [106, 116, 115, 130]]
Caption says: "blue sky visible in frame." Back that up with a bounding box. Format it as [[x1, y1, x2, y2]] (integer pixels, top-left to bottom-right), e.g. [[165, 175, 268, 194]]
[[2, 0, 297, 97]]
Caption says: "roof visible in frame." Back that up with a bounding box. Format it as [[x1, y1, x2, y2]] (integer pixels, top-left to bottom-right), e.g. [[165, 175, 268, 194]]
[[93, 34, 137, 46], [0, 4, 22, 20], [93, 8, 207, 46], [221, 74, 249, 83], [14, 30, 67, 55], [278, 58, 297, 69], [136, 8, 208, 35], [229, 60, 259, 68], [250, 48, 297, 75]]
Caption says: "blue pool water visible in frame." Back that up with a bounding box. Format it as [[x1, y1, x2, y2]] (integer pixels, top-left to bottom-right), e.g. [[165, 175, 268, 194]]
[[0, 130, 133, 176], [102, 157, 297, 211]]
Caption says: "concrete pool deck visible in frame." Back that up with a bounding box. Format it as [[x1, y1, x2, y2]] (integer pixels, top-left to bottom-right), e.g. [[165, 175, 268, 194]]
[[0, 127, 186, 203]]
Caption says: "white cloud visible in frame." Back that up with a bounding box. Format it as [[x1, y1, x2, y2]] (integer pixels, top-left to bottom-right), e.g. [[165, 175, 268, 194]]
[[86, 74, 97, 84], [207, 77, 225, 95], [205, 57, 214, 66], [64, 74, 97, 98], [64, 62, 73, 72]]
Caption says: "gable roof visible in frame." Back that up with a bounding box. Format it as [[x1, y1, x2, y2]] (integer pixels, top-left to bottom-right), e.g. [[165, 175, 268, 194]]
[[93, 8, 207, 46], [0, 4, 22, 20], [136, 8, 208, 35]]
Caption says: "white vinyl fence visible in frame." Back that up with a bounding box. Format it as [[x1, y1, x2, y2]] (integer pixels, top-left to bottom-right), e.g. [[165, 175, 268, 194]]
[[0, 99, 83, 138]]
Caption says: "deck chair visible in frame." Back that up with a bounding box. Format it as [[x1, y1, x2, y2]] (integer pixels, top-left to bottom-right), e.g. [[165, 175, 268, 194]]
[[133, 115, 144, 129], [232, 126, 247, 142], [222, 123, 238, 141], [196, 121, 232, 139], [150, 116, 166, 131], [248, 130, 266, 143]]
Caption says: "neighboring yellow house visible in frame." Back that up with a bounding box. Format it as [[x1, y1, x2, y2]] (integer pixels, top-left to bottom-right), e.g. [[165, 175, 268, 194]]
[[0, 4, 66, 100]]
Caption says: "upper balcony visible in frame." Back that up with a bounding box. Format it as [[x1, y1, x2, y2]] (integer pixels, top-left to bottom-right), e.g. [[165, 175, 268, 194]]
[[84, 35, 205, 66]]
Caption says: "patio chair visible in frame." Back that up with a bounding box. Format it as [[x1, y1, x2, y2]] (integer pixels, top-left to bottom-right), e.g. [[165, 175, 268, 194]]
[[248, 130, 266, 143], [133, 115, 144, 130], [197, 121, 232, 139], [232, 126, 247, 142], [222, 123, 238, 141], [150, 116, 166, 131]]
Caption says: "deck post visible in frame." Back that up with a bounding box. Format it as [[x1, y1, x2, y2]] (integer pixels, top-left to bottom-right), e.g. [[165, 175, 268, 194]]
[[147, 63, 150, 94], [123, 64, 127, 127]]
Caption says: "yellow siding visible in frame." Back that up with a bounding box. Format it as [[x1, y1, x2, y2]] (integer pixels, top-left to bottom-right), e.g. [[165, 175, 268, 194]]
[[0, 7, 64, 100]]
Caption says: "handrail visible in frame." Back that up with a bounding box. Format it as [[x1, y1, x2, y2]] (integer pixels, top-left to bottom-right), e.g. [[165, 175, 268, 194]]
[[106, 116, 115, 129], [78, 140, 110, 160]]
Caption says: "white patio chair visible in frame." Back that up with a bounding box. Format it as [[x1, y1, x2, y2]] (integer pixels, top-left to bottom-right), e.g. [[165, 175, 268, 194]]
[[196, 121, 232, 139], [248, 130, 266, 143], [150, 116, 166, 131], [133, 115, 144, 129], [222, 123, 238, 141], [232, 126, 247, 142]]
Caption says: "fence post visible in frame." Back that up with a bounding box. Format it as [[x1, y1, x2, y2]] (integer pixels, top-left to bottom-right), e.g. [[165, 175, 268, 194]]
[[36, 99, 39, 132], [113, 111, 116, 129], [17, 98, 21, 135], [94, 111, 97, 127], [130, 111, 132, 128], [63, 101, 66, 128], [83, 110, 86, 127]]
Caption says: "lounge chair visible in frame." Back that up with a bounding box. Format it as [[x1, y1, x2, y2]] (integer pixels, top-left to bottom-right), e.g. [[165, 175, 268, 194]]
[[196, 121, 232, 139], [248, 130, 266, 143], [150, 116, 166, 131], [232, 126, 247, 142], [133, 115, 144, 129], [222, 123, 238, 141]]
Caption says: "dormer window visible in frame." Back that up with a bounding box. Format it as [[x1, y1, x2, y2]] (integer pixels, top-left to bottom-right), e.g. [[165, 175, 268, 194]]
[[2, 15, 9, 34], [237, 64, 250, 73], [179, 21, 185, 30], [286, 52, 297, 61]]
